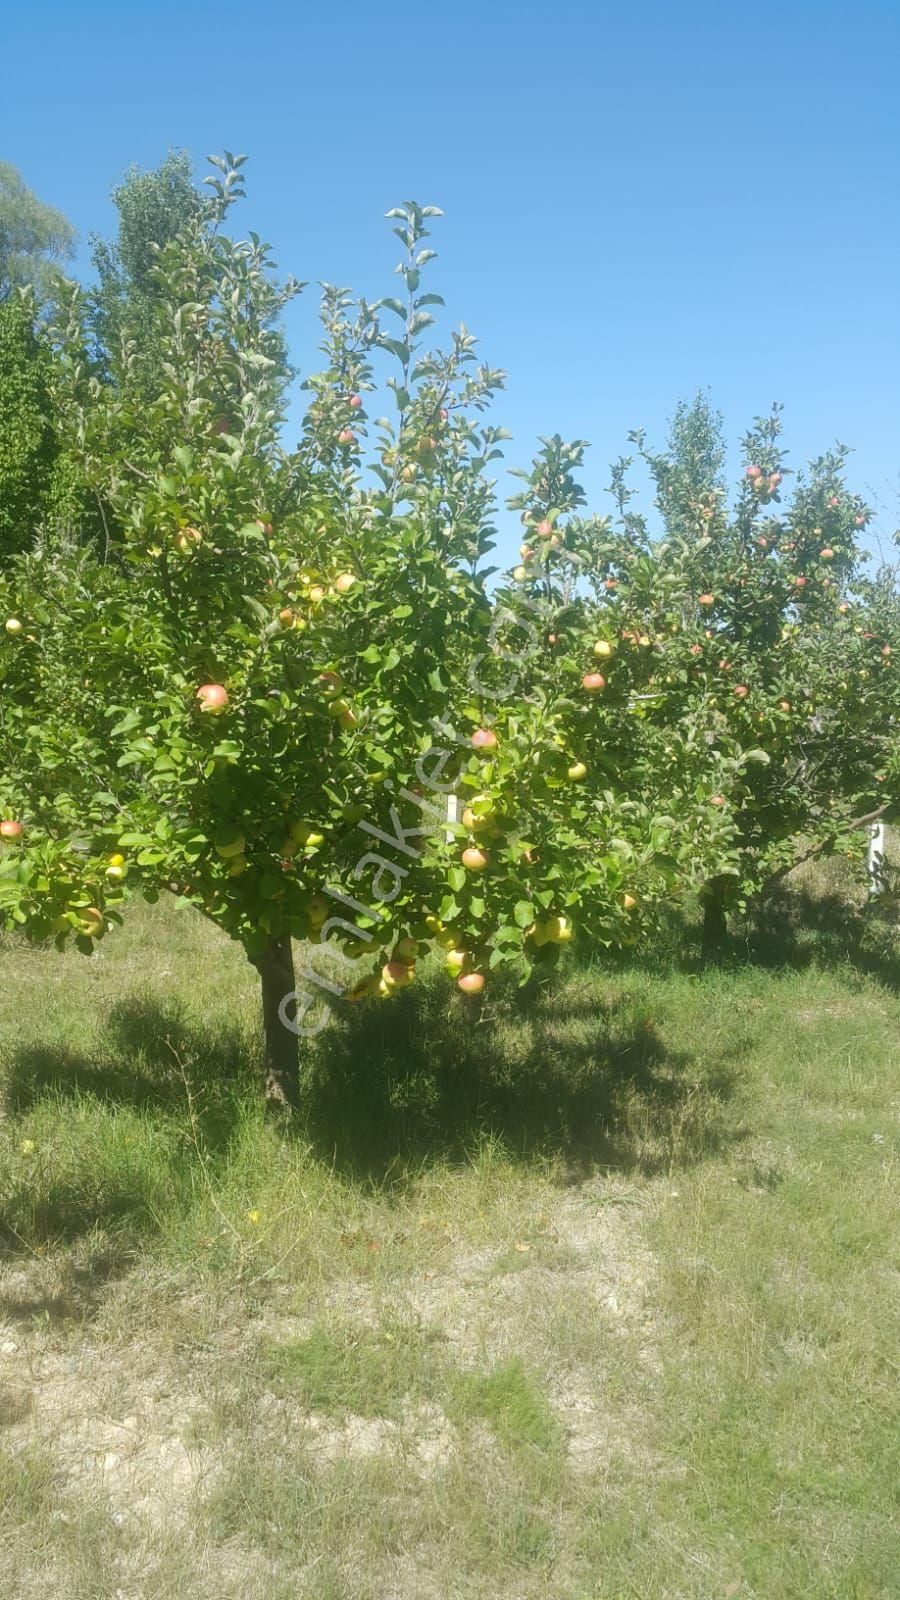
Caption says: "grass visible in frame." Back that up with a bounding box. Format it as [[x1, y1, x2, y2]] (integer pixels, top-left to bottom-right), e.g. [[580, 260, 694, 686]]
[[0, 872, 898, 1597]]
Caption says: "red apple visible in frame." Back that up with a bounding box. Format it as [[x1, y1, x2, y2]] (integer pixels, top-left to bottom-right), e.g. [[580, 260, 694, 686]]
[[709, 795, 726, 807], [746, 464, 762, 480], [196, 683, 229, 714], [382, 960, 415, 988], [458, 972, 485, 995], [689, 643, 703, 656], [582, 673, 606, 692], [0, 819, 23, 840], [471, 728, 498, 750], [337, 428, 356, 447], [855, 513, 866, 527], [733, 685, 748, 698], [604, 577, 618, 591], [461, 846, 488, 872], [792, 576, 807, 589], [536, 519, 553, 538], [698, 593, 715, 607], [819, 547, 834, 560], [348, 393, 363, 409]]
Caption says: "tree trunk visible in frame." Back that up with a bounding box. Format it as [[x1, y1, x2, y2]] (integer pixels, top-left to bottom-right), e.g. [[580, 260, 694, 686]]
[[700, 875, 730, 958], [252, 934, 300, 1109]]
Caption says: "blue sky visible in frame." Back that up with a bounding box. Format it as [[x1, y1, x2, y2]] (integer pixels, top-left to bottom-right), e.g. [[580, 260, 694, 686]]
[[3, 0, 899, 565]]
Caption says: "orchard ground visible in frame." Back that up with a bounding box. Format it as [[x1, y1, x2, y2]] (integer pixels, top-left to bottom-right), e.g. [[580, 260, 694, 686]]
[[1, 861, 898, 1600]]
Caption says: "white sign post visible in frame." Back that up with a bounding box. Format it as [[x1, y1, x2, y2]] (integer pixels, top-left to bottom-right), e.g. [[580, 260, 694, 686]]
[[867, 821, 886, 899]]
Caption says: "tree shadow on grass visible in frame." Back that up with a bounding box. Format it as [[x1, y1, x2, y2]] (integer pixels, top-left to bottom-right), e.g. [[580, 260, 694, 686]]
[[613, 887, 900, 992], [4, 996, 258, 1142], [736, 886, 900, 992], [2, 973, 747, 1203], [298, 971, 747, 1184]]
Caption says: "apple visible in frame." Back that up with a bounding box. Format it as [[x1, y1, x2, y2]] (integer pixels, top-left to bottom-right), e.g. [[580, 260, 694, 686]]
[[382, 960, 415, 989], [536, 519, 553, 539], [337, 428, 356, 447], [308, 895, 328, 927], [471, 728, 498, 750], [461, 846, 488, 871], [689, 643, 703, 656], [334, 572, 357, 594], [445, 948, 467, 973], [289, 820, 318, 844], [308, 585, 326, 604], [278, 608, 295, 627], [215, 827, 246, 860], [328, 698, 351, 719], [604, 577, 618, 591], [621, 894, 638, 912], [778, 700, 791, 712], [593, 640, 614, 659], [348, 393, 363, 409], [0, 819, 23, 840], [5, 618, 23, 635], [733, 685, 748, 698], [462, 797, 494, 831], [78, 907, 104, 938], [698, 594, 714, 607], [838, 602, 850, 615], [394, 937, 419, 963], [196, 683, 229, 714], [855, 514, 866, 527], [582, 673, 606, 692], [512, 565, 528, 583], [792, 576, 807, 589], [174, 526, 202, 554], [401, 464, 416, 482], [828, 494, 839, 507], [746, 465, 762, 480], [348, 976, 379, 1003], [882, 645, 892, 657], [769, 472, 782, 489], [228, 858, 248, 877], [457, 973, 485, 995], [710, 795, 726, 806], [819, 547, 834, 560], [567, 761, 588, 781], [543, 915, 573, 944]]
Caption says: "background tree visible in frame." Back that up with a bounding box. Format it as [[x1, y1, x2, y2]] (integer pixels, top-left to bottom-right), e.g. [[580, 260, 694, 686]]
[[0, 162, 76, 306], [88, 150, 203, 390]]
